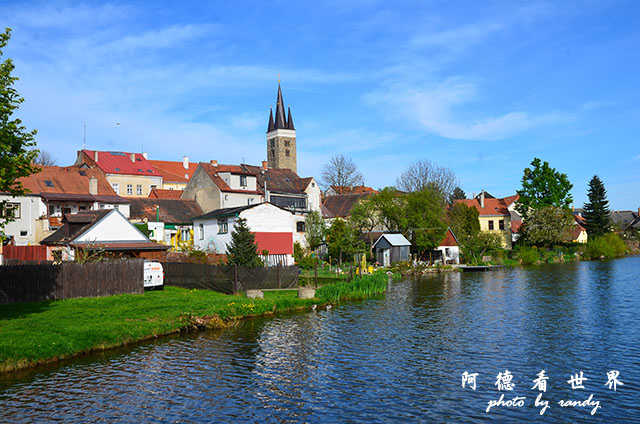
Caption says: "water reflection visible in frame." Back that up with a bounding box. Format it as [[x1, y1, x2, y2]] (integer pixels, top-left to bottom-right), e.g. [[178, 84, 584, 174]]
[[1, 257, 639, 422]]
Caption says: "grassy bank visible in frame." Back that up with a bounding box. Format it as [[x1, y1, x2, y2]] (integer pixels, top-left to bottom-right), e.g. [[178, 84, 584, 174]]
[[0, 272, 392, 373]]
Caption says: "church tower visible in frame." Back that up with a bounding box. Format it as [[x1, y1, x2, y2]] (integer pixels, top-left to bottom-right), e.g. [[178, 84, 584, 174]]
[[266, 84, 297, 172]]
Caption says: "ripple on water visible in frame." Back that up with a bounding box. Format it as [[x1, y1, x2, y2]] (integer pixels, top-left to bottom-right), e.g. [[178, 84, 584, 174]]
[[1, 257, 640, 423]]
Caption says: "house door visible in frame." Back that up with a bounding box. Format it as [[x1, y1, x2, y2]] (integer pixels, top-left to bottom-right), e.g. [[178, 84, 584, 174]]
[[383, 249, 390, 267]]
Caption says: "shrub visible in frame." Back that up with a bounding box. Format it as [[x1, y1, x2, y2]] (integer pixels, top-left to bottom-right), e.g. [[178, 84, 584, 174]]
[[582, 233, 628, 259], [516, 246, 541, 265]]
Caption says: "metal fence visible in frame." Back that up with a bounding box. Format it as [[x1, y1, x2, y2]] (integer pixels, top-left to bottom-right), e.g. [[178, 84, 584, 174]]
[[161, 263, 299, 294], [0, 259, 144, 305]]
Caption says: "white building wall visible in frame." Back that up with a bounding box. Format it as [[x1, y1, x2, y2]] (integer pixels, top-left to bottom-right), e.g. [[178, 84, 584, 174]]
[[304, 178, 322, 212], [0, 194, 45, 245], [220, 192, 262, 209], [75, 209, 148, 243]]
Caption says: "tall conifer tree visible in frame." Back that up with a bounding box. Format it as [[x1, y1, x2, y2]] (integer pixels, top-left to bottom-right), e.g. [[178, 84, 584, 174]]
[[583, 175, 611, 238], [226, 217, 261, 267]]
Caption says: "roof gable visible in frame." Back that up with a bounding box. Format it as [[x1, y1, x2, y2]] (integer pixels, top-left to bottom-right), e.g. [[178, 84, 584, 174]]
[[129, 198, 203, 224], [373, 233, 411, 248]]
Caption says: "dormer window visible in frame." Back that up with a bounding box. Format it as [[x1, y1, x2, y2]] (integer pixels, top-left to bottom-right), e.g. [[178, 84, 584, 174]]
[[240, 175, 247, 187]]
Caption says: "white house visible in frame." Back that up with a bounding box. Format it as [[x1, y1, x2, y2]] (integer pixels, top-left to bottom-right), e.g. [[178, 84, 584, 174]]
[[193, 202, 295, 266], [434, 228, 460, 265]]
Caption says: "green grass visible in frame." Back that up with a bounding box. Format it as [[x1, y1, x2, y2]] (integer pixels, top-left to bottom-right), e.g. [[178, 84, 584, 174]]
[[0, 274, 395, 373], [0, 286, 316, 372]]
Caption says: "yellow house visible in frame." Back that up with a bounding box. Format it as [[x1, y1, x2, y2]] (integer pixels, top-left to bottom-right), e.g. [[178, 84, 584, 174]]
[[74, 150, 163, 198], [455, 192, 517, 249]]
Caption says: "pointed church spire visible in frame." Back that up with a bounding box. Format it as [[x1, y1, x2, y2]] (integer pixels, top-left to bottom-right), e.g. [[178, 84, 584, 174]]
[[274, 83, 287, 129], [267, 107, 275, 132], [286, 106, 295, 130]]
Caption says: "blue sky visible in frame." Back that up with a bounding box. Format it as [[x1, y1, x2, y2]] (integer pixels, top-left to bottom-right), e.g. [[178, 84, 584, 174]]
[[4, 1, 639, 209]]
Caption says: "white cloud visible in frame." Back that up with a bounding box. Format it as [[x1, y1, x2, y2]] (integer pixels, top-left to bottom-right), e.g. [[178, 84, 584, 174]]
[[411, 22, 505, 52], [581, 100, 614, 111], [364, 78, 570, 141]]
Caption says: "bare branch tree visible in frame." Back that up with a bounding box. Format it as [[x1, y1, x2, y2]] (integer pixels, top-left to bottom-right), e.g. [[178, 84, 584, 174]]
[[320, 154, 363, 192], [396, 159, 459, 197], [35, 150, 57, 166]]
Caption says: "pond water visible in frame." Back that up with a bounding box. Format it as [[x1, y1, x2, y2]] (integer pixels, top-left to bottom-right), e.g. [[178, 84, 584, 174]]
[[1, 256, 639, 422]]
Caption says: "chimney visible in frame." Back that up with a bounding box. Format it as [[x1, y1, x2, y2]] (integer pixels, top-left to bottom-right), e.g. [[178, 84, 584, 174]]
[[89, 177, 98, 195], [472, 192, 476, 199], [142, 152, 148, 159], [130, 153, 136, 162], [262, 160, 268, 170], [480, 190, 485, 208], [210, 160, 218, 166], [94, 151, 99, 162], [183, 155, 189, 170]]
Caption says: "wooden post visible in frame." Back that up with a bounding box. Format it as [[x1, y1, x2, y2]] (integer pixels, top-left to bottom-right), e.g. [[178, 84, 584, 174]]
[[277, 263, 281, 288], [233, 264, 238, 294], [314, 257, 318, 288]]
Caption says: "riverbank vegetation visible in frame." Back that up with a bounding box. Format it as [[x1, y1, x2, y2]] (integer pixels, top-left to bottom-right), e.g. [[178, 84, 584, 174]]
[[0, 272, 393, 374]]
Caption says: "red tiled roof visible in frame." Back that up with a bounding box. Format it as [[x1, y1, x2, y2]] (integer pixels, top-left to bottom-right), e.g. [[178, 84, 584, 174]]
[[81, 150, 159, 176], [253, 232, 293, 255], [330, 185, 378, 195], [199, 163, 262, 194], [502, 194, 519, 207], [18, 166, 118, 196], [439, 228, 459, 247], [129, 198, 203, 224], [149, 160, 198, 183], [511, 220, 523, 233], [149, 189, 183, 199], [455, 198, 510, 216]]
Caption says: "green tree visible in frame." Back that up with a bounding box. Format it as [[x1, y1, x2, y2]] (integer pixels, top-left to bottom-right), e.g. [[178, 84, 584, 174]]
[[326, 218, 363, 264], [449, 186, 466, 204], [515, 158, 573, 219], [372, 187, 407, 233], [519, 206, 575, 247], [304, 210, 327, 251], [447, 202, 480, 242], [1, 28, 39, 229], [350, 195, 381, 256], [226, 217, 261, 267], [405, 188, 447, 256], [465, 231, 503, 263], [583, 175, 611, 238]]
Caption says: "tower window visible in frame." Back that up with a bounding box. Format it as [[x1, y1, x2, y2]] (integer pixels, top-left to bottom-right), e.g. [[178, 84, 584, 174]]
[[286, 149, 290, 157], [271, 149, 275, 158], [284, 140, 290, 147], [270, 140, 275, 148]]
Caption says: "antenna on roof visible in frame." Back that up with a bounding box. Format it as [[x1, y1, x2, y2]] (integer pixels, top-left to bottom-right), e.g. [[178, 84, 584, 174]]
[[83, 121, 86, 149]]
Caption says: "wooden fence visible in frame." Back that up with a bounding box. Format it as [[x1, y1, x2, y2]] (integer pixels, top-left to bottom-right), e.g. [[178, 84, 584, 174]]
[[3, 245, 52, 261], [0, 260, 144, 305], [162, 262, 299, 294]]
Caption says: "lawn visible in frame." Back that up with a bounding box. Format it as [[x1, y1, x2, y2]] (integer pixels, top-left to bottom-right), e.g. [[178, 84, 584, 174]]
[[0, 272, 392, 373]]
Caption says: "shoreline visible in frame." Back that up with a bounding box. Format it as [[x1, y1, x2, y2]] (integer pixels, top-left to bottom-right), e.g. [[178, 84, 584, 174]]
[[0, 272, 392, 375]]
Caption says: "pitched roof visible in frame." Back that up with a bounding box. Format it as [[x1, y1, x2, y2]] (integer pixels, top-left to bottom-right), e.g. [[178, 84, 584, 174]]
[[439, 228, 459, 247], [79, 150, 159, 177], [242, 165, 309, 194], [18, 166, 117, 196], [194, 203, 262, 220], [129, 198, 203, 224], [149, 159, 198, 183], [610, 210, 640, 229], [373, 233, 411, 247], [322, 193, 372, 218], [328, 185, 377, 195], [199, 163, 262, 194], [454, 197, 511, 216], [41, 210, 111, 245], [149, 188, 184, 199]]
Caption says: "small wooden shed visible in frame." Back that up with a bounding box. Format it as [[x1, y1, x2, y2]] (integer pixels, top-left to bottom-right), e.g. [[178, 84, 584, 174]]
[[373, 233, 411, 267]]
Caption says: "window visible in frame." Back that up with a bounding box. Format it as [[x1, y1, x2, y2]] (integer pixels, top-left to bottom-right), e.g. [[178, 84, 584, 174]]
[[137, 169, 143, 172], [247, 198, 254, 205], [218, 218, 228, 234], [488, 220, 494, 230], [79, 206, 87, 211], [114, 168, 120, 171], [20, 231, 27, 236], [199, 224, 204, 240], [127, 184, 133, 195], [284, 140, 290, 147], [111, 183, 120, 194], [0, 202, 20, 219], [270, 195, 306, 210], [270, 139, 275, 148], [499, 220, 505, 230], [136, 184, 143, 195], [270, 148, 275, 158], [150, 185, 157, 191], [79, 171, 86, 176], [44, 180, 55, 187], [240, 175, 247, 187], [180, 230, 190, 242], [285, 149, 290, 157], [63, 207, 71, 216], [48, 205, 55, 216], [297, 221, 306, 232]]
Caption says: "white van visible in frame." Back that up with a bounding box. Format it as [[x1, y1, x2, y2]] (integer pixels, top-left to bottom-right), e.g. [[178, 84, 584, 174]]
[[144, 260, 164, 290]]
